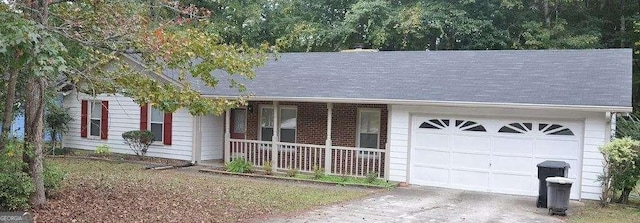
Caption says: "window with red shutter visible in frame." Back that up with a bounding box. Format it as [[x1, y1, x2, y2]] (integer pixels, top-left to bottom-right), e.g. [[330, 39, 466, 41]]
[[80, 100, 88, 138], [100, 101, 108, 139]]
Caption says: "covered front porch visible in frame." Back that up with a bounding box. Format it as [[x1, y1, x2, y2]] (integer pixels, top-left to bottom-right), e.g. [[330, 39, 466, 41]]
[[223, 101, 389, 178]]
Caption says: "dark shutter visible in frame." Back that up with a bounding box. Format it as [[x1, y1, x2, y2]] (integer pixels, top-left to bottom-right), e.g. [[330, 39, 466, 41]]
[[80, 100, 88, 138], [140, 104, 148, 131], [101, 101, 108, 139], [163, 112, 172, 145]]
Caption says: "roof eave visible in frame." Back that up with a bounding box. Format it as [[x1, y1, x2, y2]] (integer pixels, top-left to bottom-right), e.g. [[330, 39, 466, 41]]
[[203, 95, 632, 113]]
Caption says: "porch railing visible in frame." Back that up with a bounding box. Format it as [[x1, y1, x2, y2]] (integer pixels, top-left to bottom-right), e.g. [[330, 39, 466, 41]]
[[331, 146, 385, 178], [229, 139, 272, 167], [227, 139, 386, 178]]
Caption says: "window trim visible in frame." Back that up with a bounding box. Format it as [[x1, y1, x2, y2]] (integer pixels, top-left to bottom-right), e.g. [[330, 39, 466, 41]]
[[356, 108, 381, 149], [258, 105, 297, 143], [149, 106, 164, 143], [87, 101, 102, 138]]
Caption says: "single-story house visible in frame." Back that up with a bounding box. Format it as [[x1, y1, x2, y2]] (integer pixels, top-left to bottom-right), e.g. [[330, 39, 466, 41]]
[[62, 49, 632, 200]]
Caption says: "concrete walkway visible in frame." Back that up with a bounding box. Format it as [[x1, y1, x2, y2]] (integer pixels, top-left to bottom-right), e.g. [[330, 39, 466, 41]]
[[266, 186, 578, 223]]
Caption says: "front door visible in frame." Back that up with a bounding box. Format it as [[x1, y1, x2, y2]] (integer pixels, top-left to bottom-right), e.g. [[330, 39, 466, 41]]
[[230, 108, 246, 139]]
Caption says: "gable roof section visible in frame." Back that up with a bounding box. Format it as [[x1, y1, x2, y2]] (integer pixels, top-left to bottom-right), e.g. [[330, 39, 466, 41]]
[[163, 49, 633, 111]]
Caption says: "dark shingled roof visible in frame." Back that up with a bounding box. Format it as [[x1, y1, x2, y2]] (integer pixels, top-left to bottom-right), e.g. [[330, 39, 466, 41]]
[[165, 49, 633, 108]]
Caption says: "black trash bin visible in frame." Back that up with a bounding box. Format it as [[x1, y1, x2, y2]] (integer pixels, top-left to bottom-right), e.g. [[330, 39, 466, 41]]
[[536, 160, 570, 208]]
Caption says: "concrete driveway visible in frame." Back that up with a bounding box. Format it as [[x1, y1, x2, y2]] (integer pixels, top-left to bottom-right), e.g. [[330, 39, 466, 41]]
[[266, 186, 579, 223]]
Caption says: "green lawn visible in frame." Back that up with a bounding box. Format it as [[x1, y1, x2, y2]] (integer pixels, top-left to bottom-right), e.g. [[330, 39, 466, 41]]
[[35, 158, 378, 222], [569, 184, 640, 223], [570, 202, 640, 223]]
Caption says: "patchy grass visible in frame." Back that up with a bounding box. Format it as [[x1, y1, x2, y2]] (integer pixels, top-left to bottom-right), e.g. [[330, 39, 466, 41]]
[[34, 158, 378, 222], [569, 202, 640, 223]]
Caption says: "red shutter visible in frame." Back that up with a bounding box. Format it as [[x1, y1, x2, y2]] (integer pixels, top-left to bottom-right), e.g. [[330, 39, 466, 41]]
[[101, 101, 109, 140], [80, 100, 88, 138], [163, 112, 172, 145], [140, 104, 148, 131]]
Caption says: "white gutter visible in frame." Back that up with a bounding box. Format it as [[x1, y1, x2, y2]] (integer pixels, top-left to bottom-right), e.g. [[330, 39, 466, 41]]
[[202, 95, 632, 113]]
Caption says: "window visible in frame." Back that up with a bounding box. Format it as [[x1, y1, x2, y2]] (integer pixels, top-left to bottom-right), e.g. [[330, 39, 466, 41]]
[[419, 119, 449, 129], [232, 109, 246, 134], [358, 109, 381, 149], [150, 107, 164, 142], [260, 106, 297, 143], [89, 101, 102, 137], [498, 122, 533, 134]]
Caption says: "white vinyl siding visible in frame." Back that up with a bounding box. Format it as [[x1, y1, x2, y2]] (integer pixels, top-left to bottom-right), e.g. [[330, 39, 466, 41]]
[[388, 104, 609, 200], [62, 92, 194, 161]]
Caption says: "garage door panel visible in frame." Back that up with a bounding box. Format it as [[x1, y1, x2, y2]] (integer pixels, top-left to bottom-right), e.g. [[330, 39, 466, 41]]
[[535, 139, 580, 157], [413, 133, 449, 149], [412, 166, 449, 186], [451, 153, 490, 170], [493, 137, 534, 155], [491, 174, 534, 195], [452, 135, 491, 152], [451, 170, 489, 190], [413, 150, 449, 167], [491, 156, 532, 173]]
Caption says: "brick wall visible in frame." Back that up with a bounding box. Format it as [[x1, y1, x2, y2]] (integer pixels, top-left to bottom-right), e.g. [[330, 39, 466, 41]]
[[244, 101, 388, 148]]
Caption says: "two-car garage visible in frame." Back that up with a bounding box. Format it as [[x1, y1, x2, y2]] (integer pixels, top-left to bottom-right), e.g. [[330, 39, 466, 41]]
[[409, 115, 583, 199]]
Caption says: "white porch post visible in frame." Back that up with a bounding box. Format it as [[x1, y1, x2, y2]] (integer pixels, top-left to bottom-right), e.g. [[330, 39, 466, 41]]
[[271, 101, 279, 169], [224, 109, 231, 163], [325, 103, 333, 174]]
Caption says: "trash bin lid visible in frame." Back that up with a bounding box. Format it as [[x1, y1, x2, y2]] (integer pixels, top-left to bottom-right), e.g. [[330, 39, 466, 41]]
[[537, 160, 570, 168], [546, 177, 573, 184]]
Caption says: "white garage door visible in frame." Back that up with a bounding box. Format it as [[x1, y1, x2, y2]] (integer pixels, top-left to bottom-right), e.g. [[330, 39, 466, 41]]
[[410, 116, 582, 199]]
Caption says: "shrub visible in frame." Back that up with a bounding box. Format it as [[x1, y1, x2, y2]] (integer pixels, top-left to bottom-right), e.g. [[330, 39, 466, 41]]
[[94, 144, 111, 156], [598, 137, 640, 205], [313, 165, 324, 179], [226, 158, 253, 173], [43, 162, 66, 197], [286, 168, 298, 177], [263, 161, 273, 175], [0, 141, 34, 210], [366, 171, 378, 183], [122, 130, 154, 159]]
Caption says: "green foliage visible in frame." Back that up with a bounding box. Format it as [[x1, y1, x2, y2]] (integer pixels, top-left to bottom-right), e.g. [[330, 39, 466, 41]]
[[286, 168, 299, 177], [366, 171, 378, 184], [45, 105, 73, 138], [94, 144, 111, 156], [263, 161, 273, 175], [616, 114, 640, 140], [122, 130, 154, 159], [43, 162, 66, 197], [0, 140, 34, 210], [313, 165, 325, 180], [226, 158, 253, 173], [599, 137, 640, 205]]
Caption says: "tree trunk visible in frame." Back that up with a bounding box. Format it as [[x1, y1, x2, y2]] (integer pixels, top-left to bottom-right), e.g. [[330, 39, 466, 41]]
[[620, 0, 626, 47], [617, 187, 632, 204], [0, 66, 18, 151], [23, 0, 49, 208], [24, 77, 46, 207], [544, 0, 551, 28]]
